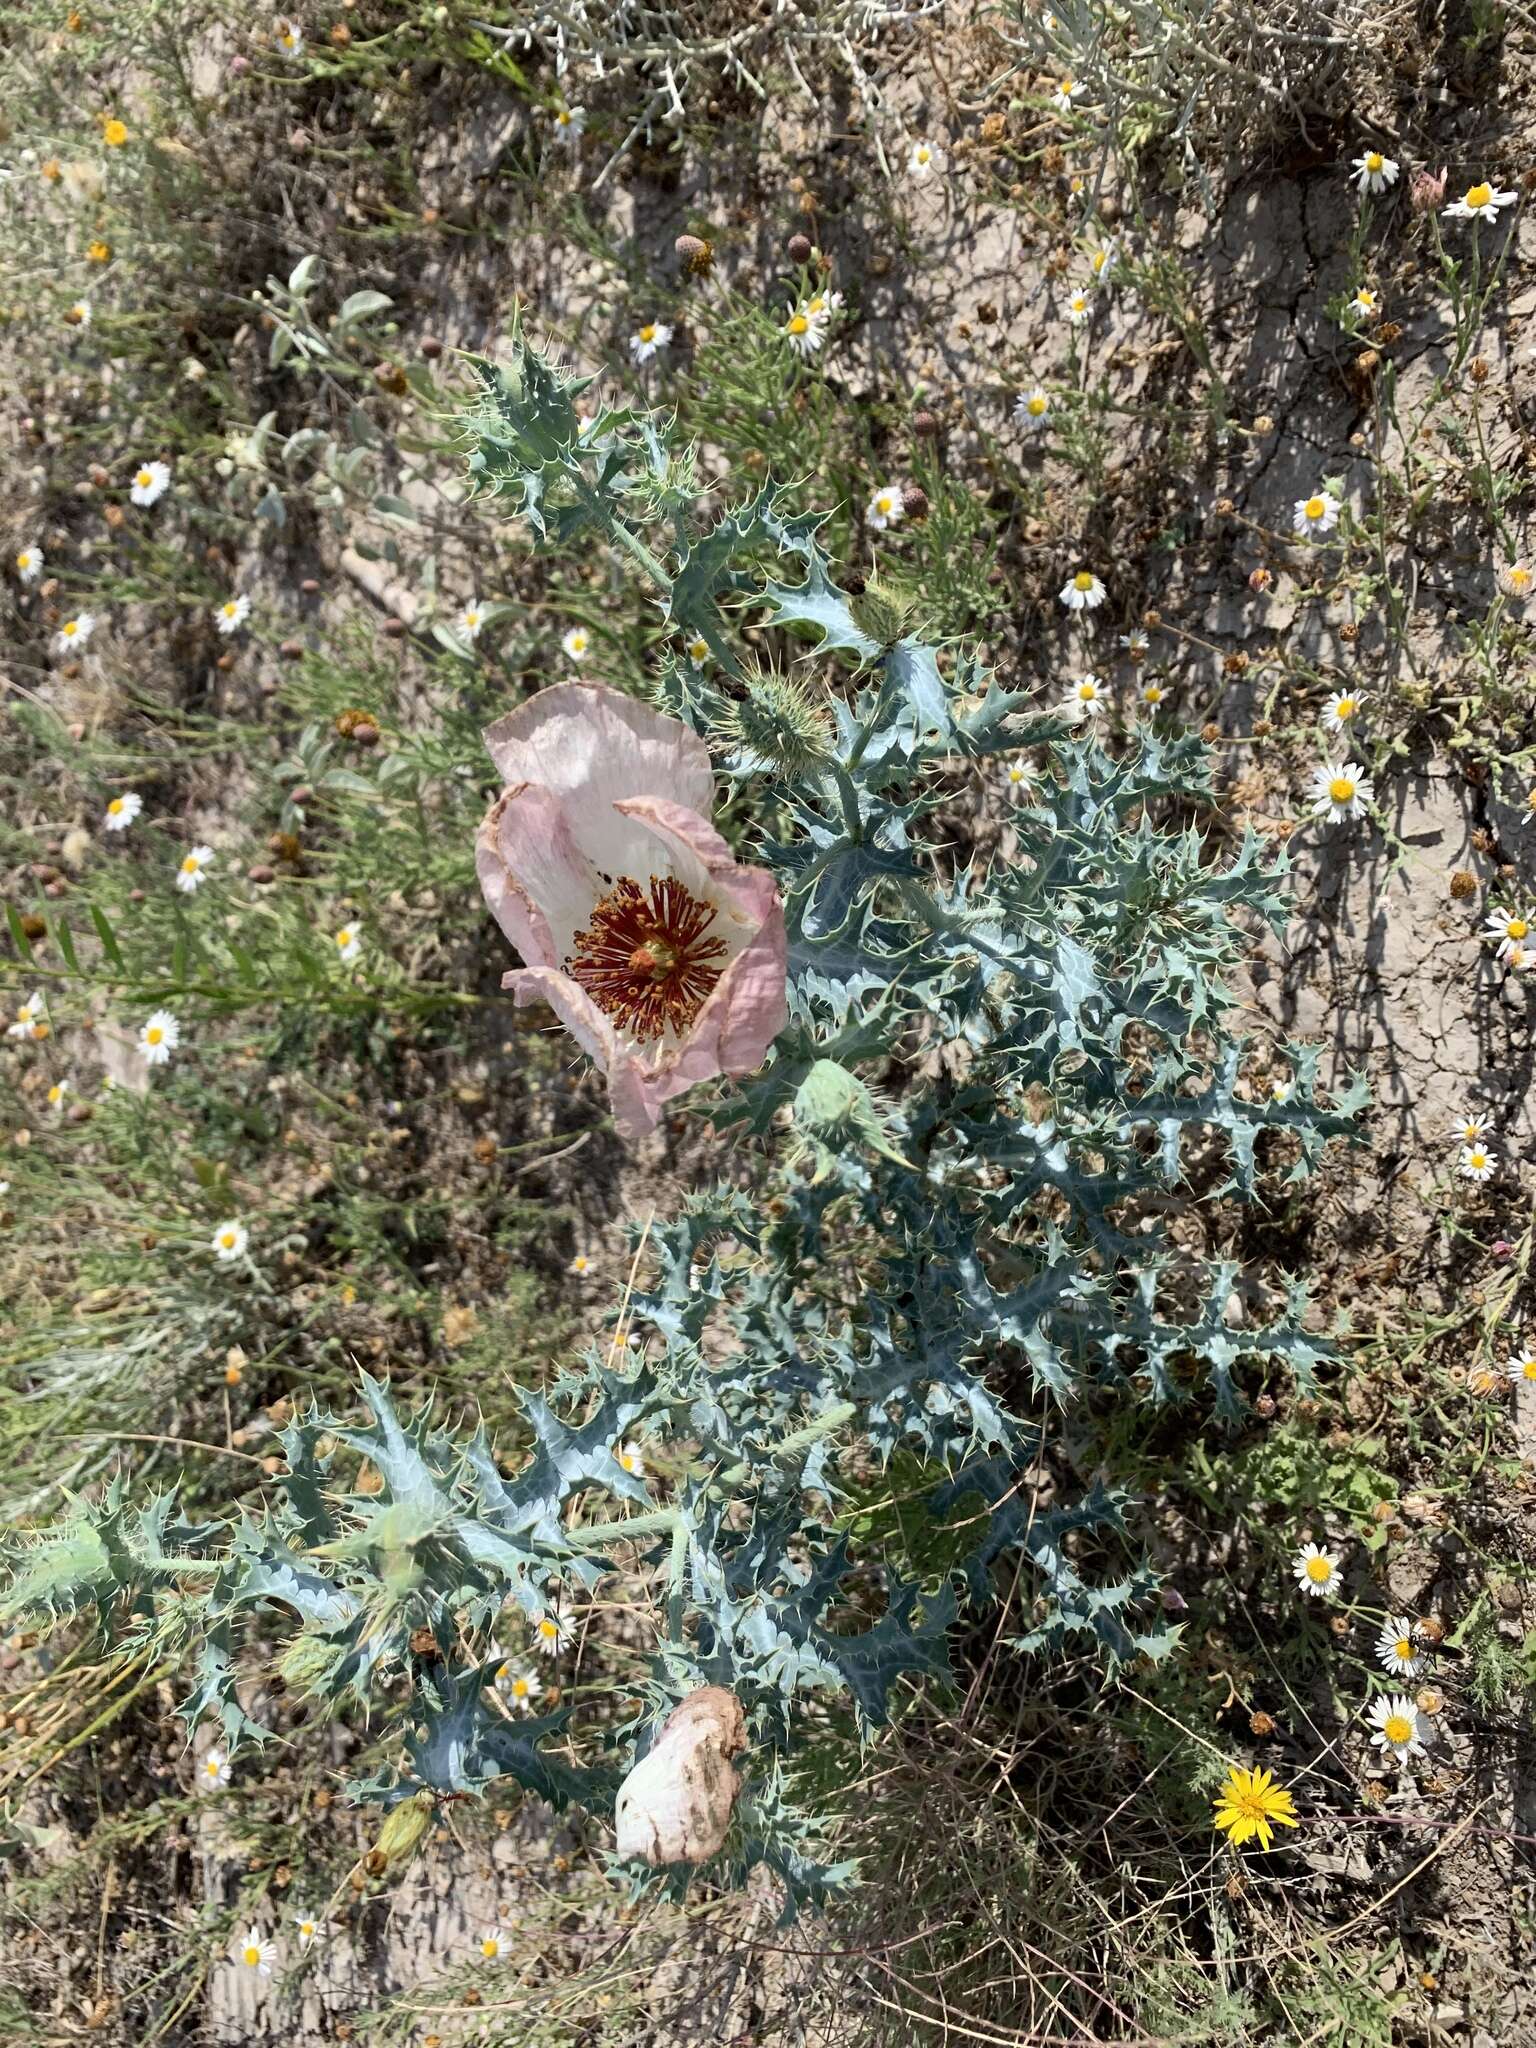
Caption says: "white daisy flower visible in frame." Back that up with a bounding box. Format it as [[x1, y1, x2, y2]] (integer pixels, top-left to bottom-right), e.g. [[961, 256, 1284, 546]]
[[1087, 239, 1118, 284], [333, 926, 361, 963], [1292, 1541, 1341, 1598], [215, 595, 250, 635], [294, 1912, 323, 1951], [1059, 570, 1106, 612], [1003, 759, 1030, 800], [200, 1747, 233, 1788], [532, 1609, 568, 1656], [803, 289, 844, 326], [139, 1009, 180, 1065], [1506, 941, 1534, 974], [1506, 1348, 1536, 1384], [1120, 631, 1149, 660], [15, 543, 43, 584], [1307, 762, 1373, 823], [234, 1928, 277, 1977], [628, 320, 672, 365], [7, 991, 46, 1040], [907, 138, 943, 178], [1375, 1616, 1423, 1678], [128, 459, 171, 506], [1367, 1693, 1427, 1758], [1322, 689, 1363, 732], [211, 1218, 249, 1262], [685, 636, 709, 664], [569, 1251, 595, 1276], [1347, 287, 1379, 322], [1137, 678, 1166, 708], [561, 625, 590, 660], [103, 791, 143, 831], [276, 16, 304, 53], [1064, 289, 1092, 327], [1459, 1143, 1497, 1182], [1482, 905, 1533, 958], [66, 300, 92, 327], [1271, 1076, 1294, 1104], [47, 1077, 71, 1110], [176, 845, 215, 893], [1059, 673, 1104, 721], [56, 613, 96, 653], [1293, 491, 1340, 538], [1443, 179, 1518, 223], [550, 104, 586, 143], [1451, 1112, 1486, 1145], [1350, 151, 1399, 195], [458, 601, 485, 641], [614, 1439, 646, 1478], [497, 1663, 542, 1713], [1049, 77, 1083, 114], [1013, 387, 1051, 431], [477, 1926, 507, 1962], [866, 482, 905, 531], [1498, 562, 1533, 601], [782, 306, 824, 358]]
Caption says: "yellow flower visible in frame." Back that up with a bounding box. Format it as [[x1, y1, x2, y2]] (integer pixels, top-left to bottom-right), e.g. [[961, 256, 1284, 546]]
[[101, 117, 129, 148], [1212, 1764, 1298, 1850], [87, 239, 112, 263]]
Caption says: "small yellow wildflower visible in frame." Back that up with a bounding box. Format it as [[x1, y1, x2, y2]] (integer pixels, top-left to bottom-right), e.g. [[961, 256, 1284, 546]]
[[87, 239, 112, 263], [101, 117, 129, 148], [1212, 1764, 1298, 1850]]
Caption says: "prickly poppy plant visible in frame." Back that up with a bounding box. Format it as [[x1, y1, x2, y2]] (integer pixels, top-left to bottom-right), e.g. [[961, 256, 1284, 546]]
[[3, 325, 1364, 1909]]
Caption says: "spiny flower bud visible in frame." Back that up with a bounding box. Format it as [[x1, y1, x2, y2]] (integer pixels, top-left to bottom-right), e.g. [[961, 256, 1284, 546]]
[[715, 663, 834, 775], [850, 572, 918, 649], [370, 1789, 435, 1869], [791, 1060, 911, 1178]]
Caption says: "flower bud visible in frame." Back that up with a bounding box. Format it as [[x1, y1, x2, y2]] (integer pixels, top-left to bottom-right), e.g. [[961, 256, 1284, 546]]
[[786, 233, 813, 264], [675, 233, 713, 275], [370, 1789, 435, 1868]]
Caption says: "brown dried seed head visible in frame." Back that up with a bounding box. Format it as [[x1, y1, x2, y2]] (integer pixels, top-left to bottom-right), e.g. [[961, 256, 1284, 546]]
[[1248, 1709, 1275, 1735], [786, 233, 813, 264], [1469, 355, 1490, 384], [1449, 869, 1478, 900]]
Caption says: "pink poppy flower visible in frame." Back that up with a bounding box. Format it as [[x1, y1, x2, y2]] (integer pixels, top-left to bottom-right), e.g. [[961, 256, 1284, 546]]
[[476, 683, 787, 1140]]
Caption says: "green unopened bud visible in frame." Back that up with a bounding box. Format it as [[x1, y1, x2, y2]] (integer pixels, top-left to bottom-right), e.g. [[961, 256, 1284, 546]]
[[849, 573, 917, 649], [791, 1060, 911, 1178], [717, 663, 833, 776], [372, 1789, 435, 1868], [277, 1631, 345, 1703]]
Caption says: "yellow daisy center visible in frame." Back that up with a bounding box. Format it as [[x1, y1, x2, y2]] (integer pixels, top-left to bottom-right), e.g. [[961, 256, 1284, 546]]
[[1060, 78, 1074, 94], [108, 797, 124, 815], [638, 324, 656, 343], [511, 1678, 529, 1697], [1522, 1358, 1536, 1380], [1394, 1636, 1413, 1661], [137, 470, 153, 487], [1027, 395, 1047, 415], [146, 1026, 163, 1045], [63, 621, 78, 637], [1468, 1151, 1487, 1171], [103, 119, 127, 146], [336, 930, 352, 948], [556, 110, 571, 125], [1143, 684, 1162, 701], [243, 1945, 261, 1967], [1365, 152, 1383, 172], [1073, 572, 1093, 591], [1304, 496, 1325, 521], [916, 147, 931, 163], [482, 1938, 498, 1958], [788, 314, 809, 335], [1078, 682, 1096, 701], [538, 1618, 558, 1640], [1328, 776, 1356, 804], [1304, 1555, 1332, 1583], [181, 855, 200, 873], [1383, 1713, 1413, 1745], [223, 602, 239, 617], [1336, 697, 1356, 717], [1508, 918, 1528, 939], [300, 1922, 315, 1937], [1465, 182, 1492, 209], [219, 1230, 238, 1250]]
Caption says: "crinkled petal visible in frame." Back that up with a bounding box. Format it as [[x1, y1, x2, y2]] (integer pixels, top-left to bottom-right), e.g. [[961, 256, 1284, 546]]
[[482, 782, 602, 963]]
